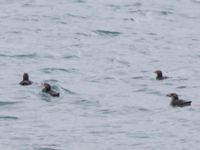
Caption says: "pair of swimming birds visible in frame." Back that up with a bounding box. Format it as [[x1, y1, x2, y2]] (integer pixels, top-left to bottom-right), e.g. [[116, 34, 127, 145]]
[[19, 73, 60, 97], [154, 70, 192, 107]]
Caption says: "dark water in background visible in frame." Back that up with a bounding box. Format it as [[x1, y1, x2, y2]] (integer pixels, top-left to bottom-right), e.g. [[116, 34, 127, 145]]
[[0, 0, 200, 149]]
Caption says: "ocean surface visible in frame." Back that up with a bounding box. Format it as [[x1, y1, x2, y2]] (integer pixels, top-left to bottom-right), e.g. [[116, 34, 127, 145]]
[[0, 0, 200, 149]]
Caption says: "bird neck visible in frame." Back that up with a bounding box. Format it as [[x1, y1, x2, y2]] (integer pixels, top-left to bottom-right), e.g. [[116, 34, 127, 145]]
[[172, 96, 178, 100], [157, 73, 163, 79]]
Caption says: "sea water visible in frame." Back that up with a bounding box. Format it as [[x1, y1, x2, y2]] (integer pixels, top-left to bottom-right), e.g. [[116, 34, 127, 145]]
[[0, 0, 200, 149]]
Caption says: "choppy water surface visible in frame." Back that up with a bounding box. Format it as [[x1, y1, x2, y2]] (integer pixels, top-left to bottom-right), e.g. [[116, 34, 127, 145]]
[[0, 0, 200, 149]]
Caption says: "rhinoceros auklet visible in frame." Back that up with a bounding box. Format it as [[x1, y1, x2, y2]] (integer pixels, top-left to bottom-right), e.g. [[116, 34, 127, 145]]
[[154, 70, 168, 80], [19, 73, 32, 86], [42, 83, 60, 97], [166, 93, 192, 107]]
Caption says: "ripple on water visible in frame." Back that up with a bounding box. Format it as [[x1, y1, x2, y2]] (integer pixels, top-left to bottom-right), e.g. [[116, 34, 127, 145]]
[[116, 60, 130, 67], [35, 144, 60, 150], [131, 76, 144, 80], [129, 9, 147, 16], [0, 53, 38, 59], [66, 13, 87, 19], [41, 68, 78, 74], [72, 99, 100, 107], [133, 2, 142, 6], [36, 148, 58, 150], [191, 0, 200, 3], [40, 92, 60, 102], [103, 76, 116, 80], [106, 4, 121, 11], [74, 0, 85, 3], [63, 55, 79, 59], [176, 86, 187, 89], [147, 90, 163, 96], [61, 87, 77, 95], [128, 131, 150, 139], [98, 109, 118, 115], [0, 101, 21, 106], [93, 30, 122, 37], [76, 32, 92, 37], [0, 115, 18, 120], [124, 106, 151, 113], [134, 87, 149, 93], [159, 10, 173, 16], [123, 2, 142, 7]]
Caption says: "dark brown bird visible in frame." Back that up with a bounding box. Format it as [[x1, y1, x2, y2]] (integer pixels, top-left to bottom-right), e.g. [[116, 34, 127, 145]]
[[166, 93, 192, 107], [19, 73, 32, 86], [42, 83, 60, 97], [154, 70, 168, 80]]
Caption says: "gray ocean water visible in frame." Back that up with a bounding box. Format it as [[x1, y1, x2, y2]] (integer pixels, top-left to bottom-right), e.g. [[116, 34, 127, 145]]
[[0, 0, 200, 149]]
